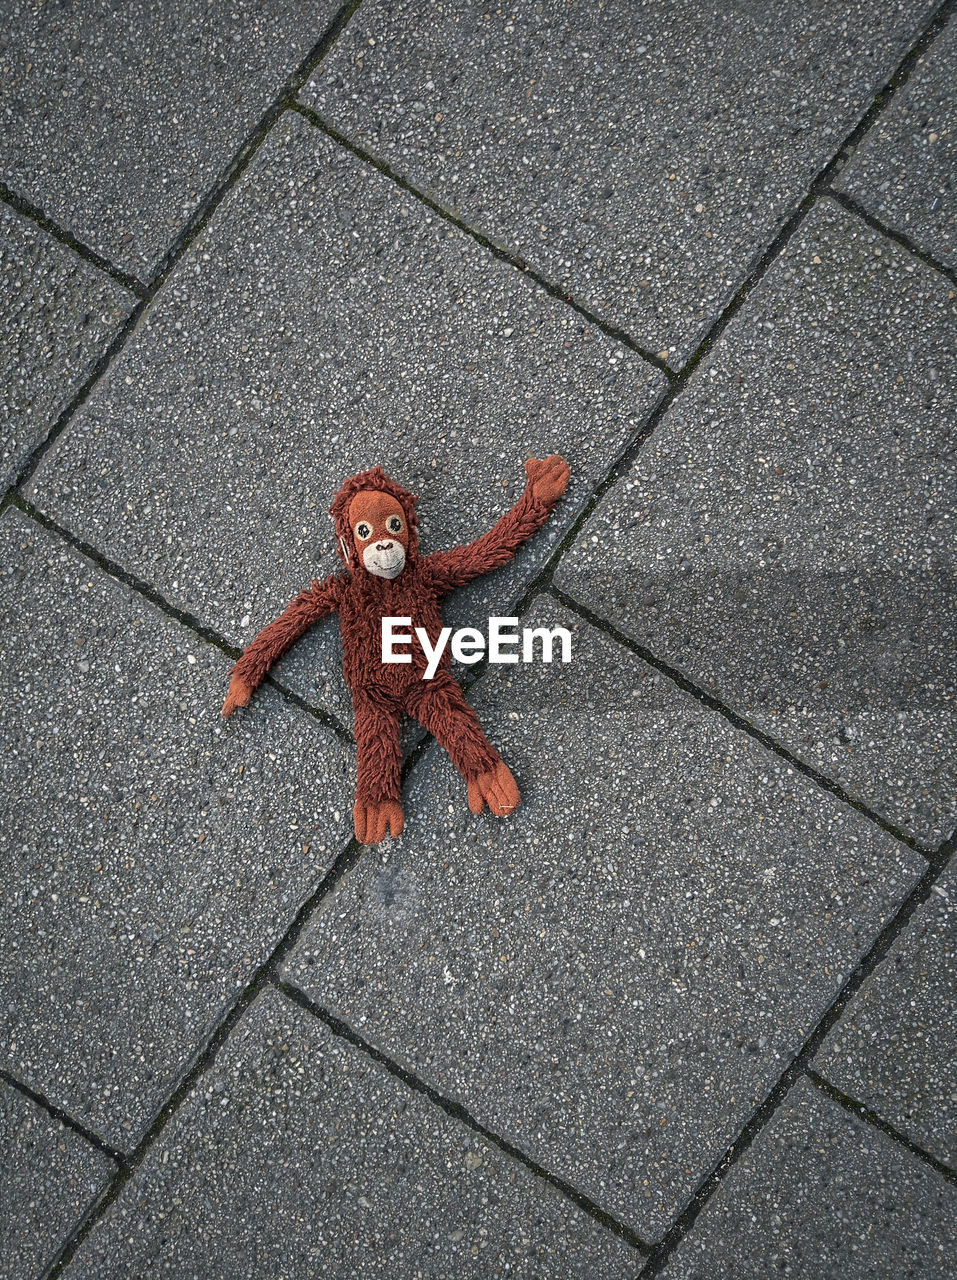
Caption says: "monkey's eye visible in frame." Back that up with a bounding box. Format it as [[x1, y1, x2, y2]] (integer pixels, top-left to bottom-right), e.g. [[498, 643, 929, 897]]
[[387, 515, 404, 535], [354, 521, 372, 541]]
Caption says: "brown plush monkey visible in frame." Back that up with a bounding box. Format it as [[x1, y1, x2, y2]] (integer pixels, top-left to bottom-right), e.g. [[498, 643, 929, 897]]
[[222, 455, 570, 844]]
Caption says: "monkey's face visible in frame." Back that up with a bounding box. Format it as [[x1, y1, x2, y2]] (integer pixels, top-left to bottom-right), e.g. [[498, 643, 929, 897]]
[[347, 490, 409, 579]]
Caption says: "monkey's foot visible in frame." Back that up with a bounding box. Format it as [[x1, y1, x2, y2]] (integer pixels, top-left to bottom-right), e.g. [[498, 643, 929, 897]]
[[354, 799, 404, 844], [467, 761, 521, 817]]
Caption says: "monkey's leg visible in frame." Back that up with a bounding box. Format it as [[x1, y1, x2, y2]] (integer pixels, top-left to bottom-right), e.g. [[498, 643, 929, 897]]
[[353, 691, 404, 843], [405, 672, 520, 818]]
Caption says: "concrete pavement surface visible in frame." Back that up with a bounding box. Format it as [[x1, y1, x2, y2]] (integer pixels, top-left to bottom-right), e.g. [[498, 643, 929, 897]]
[[1, 2, 954, 1276]]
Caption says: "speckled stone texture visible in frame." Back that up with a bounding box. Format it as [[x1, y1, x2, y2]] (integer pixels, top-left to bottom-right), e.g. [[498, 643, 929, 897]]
[[62, 988, 638, 1279], [0, 0, 341, 280], [0, 206, 133, 489], [555, 199, 956, 846], [302, 0, 937, 364], [283, 598, 923, 1241], [26, 112, 665, 725], [0, 509, 352, 1151], [815, 855, 957, 1169], [659, 1077, 957, 1279], [0, 1080, 113, 1280], [836, 15, 957, 269]]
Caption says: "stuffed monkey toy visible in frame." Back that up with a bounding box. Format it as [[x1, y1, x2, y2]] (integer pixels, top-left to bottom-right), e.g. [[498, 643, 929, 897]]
[[222, 454, 570, 844]]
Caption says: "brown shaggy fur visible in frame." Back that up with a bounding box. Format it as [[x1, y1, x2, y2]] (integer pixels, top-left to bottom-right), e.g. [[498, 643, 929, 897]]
[[222, 456, 569, 843]]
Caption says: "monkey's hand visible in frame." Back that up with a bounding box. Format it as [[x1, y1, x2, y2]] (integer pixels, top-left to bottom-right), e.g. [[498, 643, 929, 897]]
[[525, 454, 570, 507], [221, 673, 254, 718], [354, 799, 404, 844]]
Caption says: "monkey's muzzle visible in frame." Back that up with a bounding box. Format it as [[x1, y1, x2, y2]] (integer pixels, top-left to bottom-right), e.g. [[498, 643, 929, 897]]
[[363, 540, 406, 580]]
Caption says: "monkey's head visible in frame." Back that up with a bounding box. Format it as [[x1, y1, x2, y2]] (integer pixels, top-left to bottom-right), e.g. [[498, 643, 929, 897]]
[[329, 466, 420, 579]]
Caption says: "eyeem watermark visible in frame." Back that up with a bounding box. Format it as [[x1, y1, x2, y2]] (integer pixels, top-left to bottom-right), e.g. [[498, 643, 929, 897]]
[[383, 617, 572, 679]]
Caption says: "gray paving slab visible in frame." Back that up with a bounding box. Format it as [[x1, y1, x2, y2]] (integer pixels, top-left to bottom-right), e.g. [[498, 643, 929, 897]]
[[0, 0, 341, 280], [815, 854, 957, 1169], [0, 1079, 114, 1280], [836, 16, 957, 269], [555, 199, 957, 847], [282, 596, 923, 1241], [659, 1077, 957, 1279], [0, 206, 133, 490], [0, 508, 352, 1151], [302, 0, 938, 364], [26, 112, 666, 725], [63, 987, 638, 1279]]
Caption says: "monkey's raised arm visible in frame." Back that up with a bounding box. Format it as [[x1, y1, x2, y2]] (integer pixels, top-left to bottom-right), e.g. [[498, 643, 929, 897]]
[[425, 454, 570, 596], [221, 573, 344, 717]]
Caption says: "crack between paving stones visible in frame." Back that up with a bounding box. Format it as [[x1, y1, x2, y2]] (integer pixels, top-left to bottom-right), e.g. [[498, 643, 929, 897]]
[[816, 0, 957, 190], [637, 829, 957, 1276], [823, 189, 957, 286], [40, 836, 366, 1280], [7, 294, 150, 496], [548, 586, 935, 858], [0, 1067, 125, 1166], [292, 102, 676, 379], [806, 1069, 957, 1186], [477, 180, 950, 642], [0, 181, 149, 295], [141, 0, 367, 294], [676, 0, 957, 380], [8, 496, 353, 745], [272, 979, 651, 1256]]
